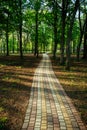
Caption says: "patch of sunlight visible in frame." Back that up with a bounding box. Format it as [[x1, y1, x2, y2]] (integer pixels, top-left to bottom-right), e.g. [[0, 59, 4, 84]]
[[2, 76, 20, 83], [16, 66, 22, 69], [60, 79, 76, 86], [0, 107, 4, 112], [0, 117, 8, 122], [0, 64, 5, 67], [9, 78, 21, 83]]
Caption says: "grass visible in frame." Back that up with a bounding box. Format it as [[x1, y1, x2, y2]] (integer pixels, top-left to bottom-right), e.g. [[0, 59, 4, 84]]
[[50, 55, 87, 128], [0, 54, 42, 130]]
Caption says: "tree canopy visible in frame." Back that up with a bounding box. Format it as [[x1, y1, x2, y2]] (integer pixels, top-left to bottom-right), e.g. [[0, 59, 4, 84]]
[[0, 0, 87, 69]]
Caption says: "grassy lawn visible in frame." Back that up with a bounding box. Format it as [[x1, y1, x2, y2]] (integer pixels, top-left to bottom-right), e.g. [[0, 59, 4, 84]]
[[51, 55, 87, 129], [0, 54, 42, 130]]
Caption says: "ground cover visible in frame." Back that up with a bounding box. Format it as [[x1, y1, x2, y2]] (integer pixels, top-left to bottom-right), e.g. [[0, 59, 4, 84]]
[[0, 54, 42, 130], [51, 55, 87, 129]]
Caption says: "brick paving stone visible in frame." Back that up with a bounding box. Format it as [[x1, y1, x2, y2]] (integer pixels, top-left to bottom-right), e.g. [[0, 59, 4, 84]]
[[72, 122, 79, 128], [22, 122, 29, 129], [54, 124, 60, 128], [24, 120, 29, 123], [60, 126, 67, 130], [79, 125, 86, 130], [67, 128, 73, 130], [28, 128, 34, 130], [24, 116, 30, 120], [34, 127, 40, 130], [41, 126, 47, 129], [66, 125, 73, 128], [22, 54, 86, 130], [47, 128, 53, 130], [73, 128, 80, 130], [47, 125, 53, 128], [54, 128, 60, 130]]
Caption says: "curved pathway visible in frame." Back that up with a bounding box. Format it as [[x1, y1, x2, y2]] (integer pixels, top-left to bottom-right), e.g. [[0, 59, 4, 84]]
[[22, 54, 86, 130]]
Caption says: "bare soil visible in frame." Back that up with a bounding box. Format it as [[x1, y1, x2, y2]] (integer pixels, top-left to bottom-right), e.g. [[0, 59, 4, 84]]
[[0, 54, 42, 130]]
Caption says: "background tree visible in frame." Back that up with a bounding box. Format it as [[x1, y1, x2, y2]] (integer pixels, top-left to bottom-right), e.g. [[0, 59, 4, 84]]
[[83, 13, 87, 59], [0, 0, 86, 64], [65, 0, 80, 70], [60, 0, 68, 65], [77, 1, 87, 61]]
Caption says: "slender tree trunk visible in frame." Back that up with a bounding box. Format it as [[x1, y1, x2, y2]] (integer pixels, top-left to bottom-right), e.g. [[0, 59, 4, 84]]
[[66, 0, 79, 70], [83, 35, 87, 59], [2, 37, 6, 54], [53, 0, 57, 58], [60, 0, 66, 65], [77, 6, 86, 61], [6, 17, 9, 56], [17, 32, 19, 53], [4, 44, 6, 55], [19, 0, 23, 58], [32, 42, 34, 53], [83, 15, 87, 59], [77, 31, 83, 61], [12, 33, 15, 54], [73, 42, 76, 53], [34, 10, 39, 57], [1, 39, 3, 54], [66, 26, 72, 70]]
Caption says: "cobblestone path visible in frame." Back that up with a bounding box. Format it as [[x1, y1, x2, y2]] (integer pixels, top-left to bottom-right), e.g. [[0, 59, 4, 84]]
[[22, 54, 86, 130]]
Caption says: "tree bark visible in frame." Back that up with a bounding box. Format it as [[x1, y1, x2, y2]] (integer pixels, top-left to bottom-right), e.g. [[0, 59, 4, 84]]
[[19, 0, 23, 58], [83, 14, 87, 59], [77, 31, 83, 60], [34, 10, 39, 57], [60, 0, 66, 65], [77, 6, 86, 61], [6, 16, 9, 56], [66, 0, 79, 70], [53, 0, 58, 58], [12, 33, 15, 54]]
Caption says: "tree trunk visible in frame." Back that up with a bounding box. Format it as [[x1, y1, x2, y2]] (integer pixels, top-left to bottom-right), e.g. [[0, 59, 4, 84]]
[[77, 31, 83, 61], [53, 0, 57, 58], [66, 0, 79, 70], [60, 0, 66, 65], [6, 18, 9, 56], [77, 6, 86, 61], [17, 32, 19, 53], [12, 33, 15, 54], [66, 29, 71, 70], [83, 16, 87, 59], [34, 10, 39, 57], [19, 0, 23, 58], [72, 41, 76, 54], [83, 35, 87, 59]]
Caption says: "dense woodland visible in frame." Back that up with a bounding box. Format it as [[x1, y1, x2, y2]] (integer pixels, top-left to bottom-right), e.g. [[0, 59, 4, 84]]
[[0, 0, 87, 69]]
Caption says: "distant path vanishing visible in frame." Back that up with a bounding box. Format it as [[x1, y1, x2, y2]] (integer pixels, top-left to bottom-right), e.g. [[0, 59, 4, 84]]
[[22, 54, 86, 130]]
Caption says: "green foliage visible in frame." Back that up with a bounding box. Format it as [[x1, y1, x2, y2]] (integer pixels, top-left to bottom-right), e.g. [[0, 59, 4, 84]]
[[0, 0, 87, 56], [72, 20, 80, 40]]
